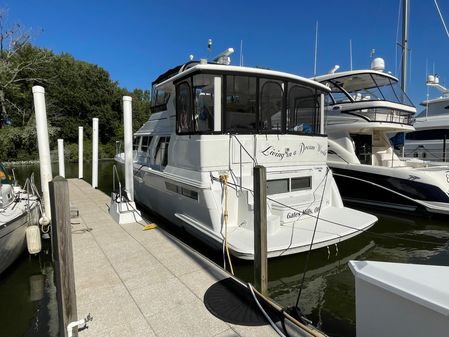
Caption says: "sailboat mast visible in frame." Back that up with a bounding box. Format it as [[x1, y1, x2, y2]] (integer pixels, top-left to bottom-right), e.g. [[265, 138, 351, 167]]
[[401, 0, 409, 92]]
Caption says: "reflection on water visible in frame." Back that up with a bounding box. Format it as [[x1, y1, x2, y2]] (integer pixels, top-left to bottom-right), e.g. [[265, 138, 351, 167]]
[[4, 161, 449, 337]]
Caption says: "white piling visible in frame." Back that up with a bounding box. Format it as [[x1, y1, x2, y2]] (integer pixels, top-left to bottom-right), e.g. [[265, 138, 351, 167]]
[[78, 127, 83, 179], [92, 118, 99, 188], [32, 86, 53, 218], [123, 96, 134, 201], [57, 139, 65, 178]]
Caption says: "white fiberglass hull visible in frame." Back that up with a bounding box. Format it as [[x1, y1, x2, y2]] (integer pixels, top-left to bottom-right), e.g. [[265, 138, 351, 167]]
[[0, 199, 40, 274], [117, 158, 377, 260]]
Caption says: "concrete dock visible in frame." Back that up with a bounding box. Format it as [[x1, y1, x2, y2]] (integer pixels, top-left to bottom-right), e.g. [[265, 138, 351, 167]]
[[68, 179, 279, 337]]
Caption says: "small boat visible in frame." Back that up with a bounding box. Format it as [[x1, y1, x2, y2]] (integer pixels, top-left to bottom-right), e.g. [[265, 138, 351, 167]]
[[404, 74, 449, 163], [0, 162, 41, 274], [116, 49, 377, 259], [313, 60, 449, 215]]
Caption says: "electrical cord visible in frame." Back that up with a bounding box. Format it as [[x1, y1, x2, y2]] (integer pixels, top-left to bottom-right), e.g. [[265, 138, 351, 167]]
[[295, 168, 329, 307]]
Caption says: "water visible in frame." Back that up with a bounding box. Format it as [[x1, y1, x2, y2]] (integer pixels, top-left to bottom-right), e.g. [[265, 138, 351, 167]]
[[2, 160, 448, 337]]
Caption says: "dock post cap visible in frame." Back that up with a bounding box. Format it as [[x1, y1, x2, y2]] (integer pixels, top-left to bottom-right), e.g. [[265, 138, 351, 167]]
[[32, 86, 45, 94], [92, 117, 99, 121], [123, 96, 132, 102]]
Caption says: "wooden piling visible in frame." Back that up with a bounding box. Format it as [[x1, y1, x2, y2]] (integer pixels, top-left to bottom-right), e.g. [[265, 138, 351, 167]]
[[253, 165, 268, 296], [49, 176, 78, 337]]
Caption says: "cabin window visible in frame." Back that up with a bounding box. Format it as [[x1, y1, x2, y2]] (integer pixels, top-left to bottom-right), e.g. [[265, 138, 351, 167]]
[[287, 85, 319, 134], [165, 182, 199, 201], [193, 74, 215, 132], [133, 136, 140, 151], [260, 80, 284, 132], [151, 88, 170, 113], [225, 76, 257, 131], [140, 136, 151, 153], [176, 81, 193, 133], [291, 177, 311, 191], [267, 179, 289, 195], [155, 136, 170, 167]]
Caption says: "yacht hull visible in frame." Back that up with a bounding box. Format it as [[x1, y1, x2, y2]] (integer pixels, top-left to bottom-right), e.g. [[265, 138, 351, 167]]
[[0, 201, 40, 274], [126, 161, 377, 260], [330, 164, 449, 214]]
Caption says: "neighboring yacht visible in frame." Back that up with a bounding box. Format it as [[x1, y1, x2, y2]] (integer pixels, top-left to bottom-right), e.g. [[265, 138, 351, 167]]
[[313, 59, 449, 215], [0, 163, 40, 274], [115, 49, 377, 260], [404, 74, 449, 162]]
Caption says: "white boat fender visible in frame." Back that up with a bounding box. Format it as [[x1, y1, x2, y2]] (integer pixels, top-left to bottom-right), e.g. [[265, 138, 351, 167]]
[[26, 225, 42, 254], [39, 215, 50, 226]]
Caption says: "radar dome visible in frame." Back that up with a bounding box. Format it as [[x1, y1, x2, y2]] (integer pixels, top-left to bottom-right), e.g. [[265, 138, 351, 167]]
[[371, 57, 385, 72], [427, 75, 435, 83]]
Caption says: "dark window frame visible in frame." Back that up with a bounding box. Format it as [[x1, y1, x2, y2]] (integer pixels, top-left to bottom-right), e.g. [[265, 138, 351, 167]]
[[174, 69, 326, 137]]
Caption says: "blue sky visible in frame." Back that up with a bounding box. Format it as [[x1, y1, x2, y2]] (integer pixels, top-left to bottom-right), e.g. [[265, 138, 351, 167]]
[[3, 0, 449, 105]]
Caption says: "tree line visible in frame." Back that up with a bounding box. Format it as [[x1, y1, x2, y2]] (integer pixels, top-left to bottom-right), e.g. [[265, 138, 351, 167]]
[[0, 10, 151, 162]]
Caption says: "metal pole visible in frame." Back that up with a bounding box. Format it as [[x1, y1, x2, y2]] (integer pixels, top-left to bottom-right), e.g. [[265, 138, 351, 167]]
[[78, 127, 83, 179], [401, 0, 409, 92], [32, 86, 53, 219], [92, 118, 99, 188], [58, 139, 65, 178], [320, 93, 325, 134], [253, 165, 268, 296], [123, 96, 134, 201], [443, 134, 446, 162]]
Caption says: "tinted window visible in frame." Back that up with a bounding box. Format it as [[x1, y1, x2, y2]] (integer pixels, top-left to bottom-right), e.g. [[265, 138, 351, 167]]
[[287, 85, 318, 133], [267, 179, 289, 195], [176, 81, 193, 133], [141, 136, 150, 152], [225, 76, 257, 131], [193, 74, 215, 132], [291, 177, 311, 191], [155, 136, 170, 167], [260, 80, 283, 132]]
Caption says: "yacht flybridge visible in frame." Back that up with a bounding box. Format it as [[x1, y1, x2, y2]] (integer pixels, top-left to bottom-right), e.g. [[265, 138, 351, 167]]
[[314, 60, 449, 215], [116, 50, 377, 259], [404, 74, 449, 162]]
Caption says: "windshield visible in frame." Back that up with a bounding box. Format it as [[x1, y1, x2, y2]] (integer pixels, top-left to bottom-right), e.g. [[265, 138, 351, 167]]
[[323, 73, 413, 106]]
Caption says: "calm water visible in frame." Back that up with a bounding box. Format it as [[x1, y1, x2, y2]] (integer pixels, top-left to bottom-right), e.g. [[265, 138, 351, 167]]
[[2, 160, 449, 337]]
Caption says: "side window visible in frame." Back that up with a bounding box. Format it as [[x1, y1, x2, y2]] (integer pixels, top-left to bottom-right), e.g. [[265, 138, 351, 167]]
[[140, 136, 150, 152], [287, 85, 318, 134], [176, 81, 193, 134], [225, 76, 257, 131], [155, 137, 170, 167], [133, 136, 141, 151], [260, 80, 284, 131], [193, 74, 215, 132]]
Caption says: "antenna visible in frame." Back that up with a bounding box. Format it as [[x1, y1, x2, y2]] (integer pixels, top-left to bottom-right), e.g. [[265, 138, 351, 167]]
[[208, 38, 212, 57], [313, 21, 319, 76], [434, 0, 449, 38], [370, 49, 376, 59], [239, 40, 243, 66], [349, 39, 353, 70]]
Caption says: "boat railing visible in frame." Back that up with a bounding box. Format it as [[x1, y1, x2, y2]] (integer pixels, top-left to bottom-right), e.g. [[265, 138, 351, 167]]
[[112, 164, 122, 203], [346, 108, 414, 125]]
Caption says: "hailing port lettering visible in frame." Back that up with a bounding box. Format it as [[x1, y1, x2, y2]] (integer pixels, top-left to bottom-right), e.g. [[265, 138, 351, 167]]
[[261, 142, 326, 160], [286, 206, 321, 219]]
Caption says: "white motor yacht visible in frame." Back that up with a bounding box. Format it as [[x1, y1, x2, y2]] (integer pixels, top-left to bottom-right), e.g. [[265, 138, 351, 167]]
[[404, 74, 449, 163], [313, 60, 449, 215], [115, 50, 377, 259], [0, 163, 40, 274]]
